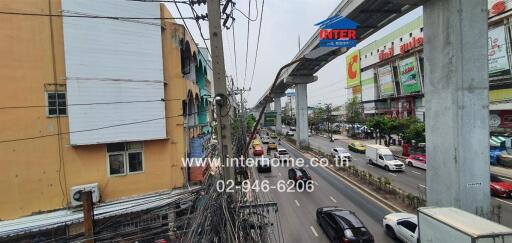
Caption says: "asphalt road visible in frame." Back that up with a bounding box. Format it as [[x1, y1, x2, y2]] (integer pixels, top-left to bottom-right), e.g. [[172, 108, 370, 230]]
[[306, 134, 512, 227], [250, 138, 395, 243]]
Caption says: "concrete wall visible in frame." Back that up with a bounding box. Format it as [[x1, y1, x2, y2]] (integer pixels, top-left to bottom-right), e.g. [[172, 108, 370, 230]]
[[0, 1, 198, 220]]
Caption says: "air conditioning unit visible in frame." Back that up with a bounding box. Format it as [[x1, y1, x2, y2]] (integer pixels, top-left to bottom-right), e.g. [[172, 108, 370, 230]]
[[70, 183, 100, 206]]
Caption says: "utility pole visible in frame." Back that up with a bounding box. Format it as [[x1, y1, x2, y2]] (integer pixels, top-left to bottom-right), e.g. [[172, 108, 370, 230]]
[[207, 2, 237, 241], [232, 84, 251, 148], [207, 0, 234, 185], [81, 191, 94, 243]]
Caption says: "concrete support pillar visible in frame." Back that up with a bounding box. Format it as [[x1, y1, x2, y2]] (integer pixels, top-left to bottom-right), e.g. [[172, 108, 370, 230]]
[[424, 0, 490, 216], [285, 75, 317, 148], [273, 95, 283, 135], [295, 83, 309, 148]]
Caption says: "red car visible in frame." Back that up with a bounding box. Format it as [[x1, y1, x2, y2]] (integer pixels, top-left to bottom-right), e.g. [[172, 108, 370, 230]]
[[253, 145, 264, 156], [405, 154, 427, 170], [490, 174, 512, 198]]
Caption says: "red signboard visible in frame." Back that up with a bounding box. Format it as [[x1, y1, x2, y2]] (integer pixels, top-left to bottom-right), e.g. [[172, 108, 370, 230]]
[[400, 36, 424, 54], [378, 47, 394, 61]]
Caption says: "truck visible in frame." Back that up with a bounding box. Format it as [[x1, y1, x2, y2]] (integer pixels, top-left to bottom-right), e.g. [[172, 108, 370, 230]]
[[418, 207, 512, 243], [365, 144, 404, 171]]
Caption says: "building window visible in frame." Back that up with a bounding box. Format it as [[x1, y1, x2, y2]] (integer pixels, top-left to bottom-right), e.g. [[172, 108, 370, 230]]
[[107, 142, 144, 176], [409, 33, 413, 37], [47, 92, 67, 116], [420, 27, 424, 32], [400, 37, 403, 42]]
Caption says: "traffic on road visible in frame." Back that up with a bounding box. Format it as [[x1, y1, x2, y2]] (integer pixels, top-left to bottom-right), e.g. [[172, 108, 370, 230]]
[[248, 131, 398, 243]]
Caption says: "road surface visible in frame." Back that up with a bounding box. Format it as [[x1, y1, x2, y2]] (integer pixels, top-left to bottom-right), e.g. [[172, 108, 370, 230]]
[[250, 137, 395, 243], [306, 134, 512, 227]]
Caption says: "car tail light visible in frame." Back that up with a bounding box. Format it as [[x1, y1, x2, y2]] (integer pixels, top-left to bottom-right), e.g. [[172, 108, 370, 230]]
[[342, 238, 349, 243]]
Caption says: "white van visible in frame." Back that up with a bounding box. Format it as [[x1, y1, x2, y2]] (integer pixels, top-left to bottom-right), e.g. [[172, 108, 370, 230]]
[[365, 144, 404, 171]]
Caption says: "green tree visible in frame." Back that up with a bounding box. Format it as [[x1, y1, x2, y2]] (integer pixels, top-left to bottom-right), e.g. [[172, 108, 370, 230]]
[[397, 117, 421, 142], [402, 122, 426, 144], [309, 104, 340, 139], [344, 97, 364, 137], [309, 106, 325, 134], [381, 118, 399, 146], [366, 116, 385, 144], [246, 114, 256, 130]]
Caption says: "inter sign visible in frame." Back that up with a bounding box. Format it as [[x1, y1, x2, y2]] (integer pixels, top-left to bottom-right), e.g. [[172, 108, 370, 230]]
[[315, 15, 359, 48]]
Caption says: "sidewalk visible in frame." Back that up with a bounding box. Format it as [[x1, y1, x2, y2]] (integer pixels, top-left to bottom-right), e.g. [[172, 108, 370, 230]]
[[319, 133, 512, 180]]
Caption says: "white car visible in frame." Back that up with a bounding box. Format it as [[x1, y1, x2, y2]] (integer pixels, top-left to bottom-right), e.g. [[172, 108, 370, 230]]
[[261, 136, 270, 144], [331, 147, 352, 161], [382, 213, 418, 243], [286, 131, 294, 136], [274, 148, 290, 161]]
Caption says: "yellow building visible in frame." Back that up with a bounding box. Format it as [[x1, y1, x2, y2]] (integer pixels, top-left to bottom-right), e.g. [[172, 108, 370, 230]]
[[0, 0, 209, 237]]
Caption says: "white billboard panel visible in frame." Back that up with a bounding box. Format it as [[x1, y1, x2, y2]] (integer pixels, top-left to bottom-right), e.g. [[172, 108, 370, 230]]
[[62, 0, 166, 145]]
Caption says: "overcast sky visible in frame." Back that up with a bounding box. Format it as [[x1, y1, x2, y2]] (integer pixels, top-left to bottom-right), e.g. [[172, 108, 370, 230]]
[[166, 1, 423, 107]]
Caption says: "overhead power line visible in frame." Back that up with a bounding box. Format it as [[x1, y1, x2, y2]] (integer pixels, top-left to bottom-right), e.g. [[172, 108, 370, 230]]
[[233, 0, 258, 22], [242, 0, 253, 89], [0, 112, 198, 144], [0, 10, 197, 20], [188, 0, 212, 58], [0, 98, 186, 110], [248, 0, 265, 93], [173, 1, 212, 60], [232, 21, 240, 85]]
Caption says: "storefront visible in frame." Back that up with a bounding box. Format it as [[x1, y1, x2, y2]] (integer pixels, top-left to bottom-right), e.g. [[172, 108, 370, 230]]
[[356, 16, 425, 120], [353, 9, 512, 135]]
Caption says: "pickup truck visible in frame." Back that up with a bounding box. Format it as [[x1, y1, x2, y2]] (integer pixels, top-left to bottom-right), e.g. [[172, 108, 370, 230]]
[[365, 144, 404, 171]]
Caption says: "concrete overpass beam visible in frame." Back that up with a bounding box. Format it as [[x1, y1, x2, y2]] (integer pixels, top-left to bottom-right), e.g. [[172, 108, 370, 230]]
[[287, 75, 316, 148], [424, 0, 490, 216]]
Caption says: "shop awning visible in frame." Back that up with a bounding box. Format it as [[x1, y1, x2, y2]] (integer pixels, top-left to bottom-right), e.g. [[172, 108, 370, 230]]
[[490, 136, 507, 146]]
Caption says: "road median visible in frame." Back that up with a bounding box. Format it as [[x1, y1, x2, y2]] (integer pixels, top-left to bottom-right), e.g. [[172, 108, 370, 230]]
[[281, 139, 411, 213]]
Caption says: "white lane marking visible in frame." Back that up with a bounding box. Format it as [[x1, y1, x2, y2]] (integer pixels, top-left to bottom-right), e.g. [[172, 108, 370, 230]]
[[495, 198, 512, 206], [295, 199, 301, 207], [313, 181, 319, 185], [330, 196, 337, 203], [321, 166, 400, 213], [418, 184, 426, 188], [278, 172, 282, 177], [410, 170, 421, 175], [368, 164, 375, 167], [310, 226, 319, 237], [388, 172, 397, 177]]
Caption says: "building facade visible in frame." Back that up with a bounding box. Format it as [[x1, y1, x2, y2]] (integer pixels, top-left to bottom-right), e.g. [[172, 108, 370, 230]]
[[348, 2, 512, 137], [0, 0, 210, 240]]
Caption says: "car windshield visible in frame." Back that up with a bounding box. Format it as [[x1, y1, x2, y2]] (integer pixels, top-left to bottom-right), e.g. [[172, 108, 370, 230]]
[[297, 168, 309, 177], [383, 154, 395, 161], [278, 150, 288, 155], [337, 148, 347, 153], [333, 211, 364, 228]]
